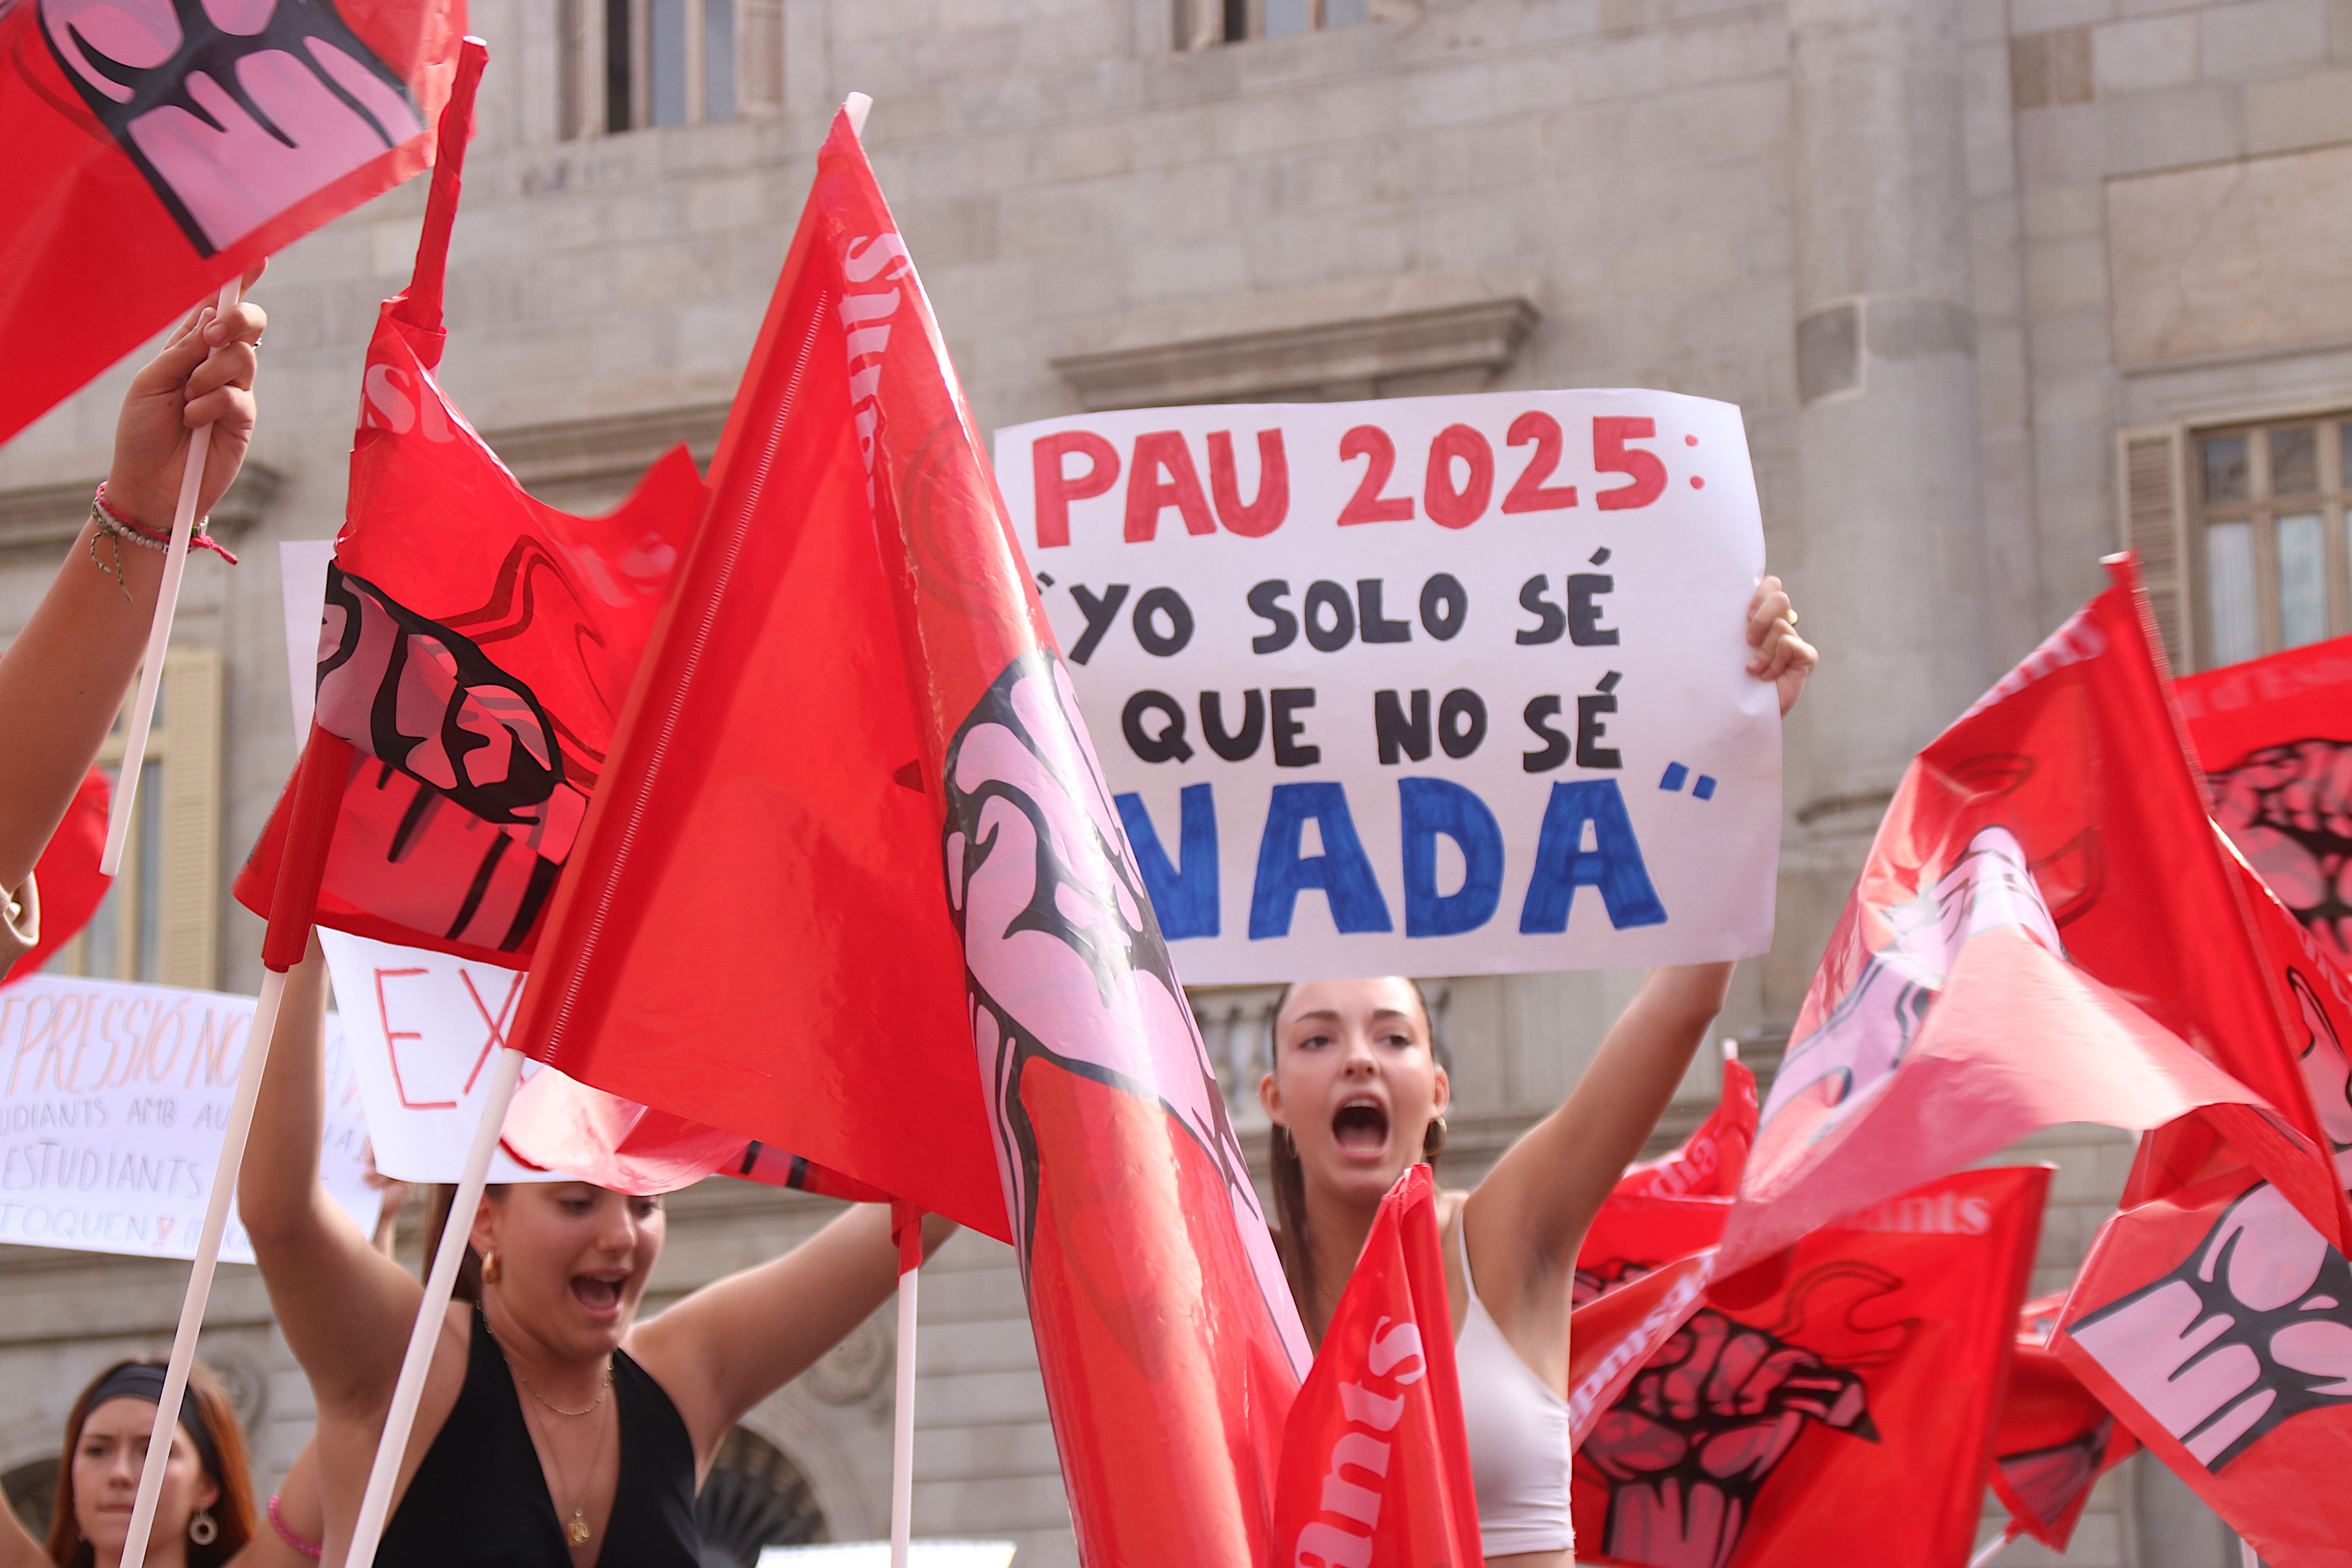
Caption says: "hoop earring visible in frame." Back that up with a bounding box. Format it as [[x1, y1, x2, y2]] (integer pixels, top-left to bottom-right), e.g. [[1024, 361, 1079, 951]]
[[481, 1249, 501, 1284], [1423, 1116, 1447, 1157], [189, 1508, 218, 1546]]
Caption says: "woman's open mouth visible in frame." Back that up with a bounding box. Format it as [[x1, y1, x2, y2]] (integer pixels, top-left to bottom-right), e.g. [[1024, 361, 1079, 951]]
[[1331, 1097, 1390, 1157], [571, 1273, 626, 1313]]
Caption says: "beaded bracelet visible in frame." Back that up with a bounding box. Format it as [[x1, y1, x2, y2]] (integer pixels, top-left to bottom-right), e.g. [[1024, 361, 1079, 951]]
[[86, 483, 239, 598], [266, 1493, 323, 1559]]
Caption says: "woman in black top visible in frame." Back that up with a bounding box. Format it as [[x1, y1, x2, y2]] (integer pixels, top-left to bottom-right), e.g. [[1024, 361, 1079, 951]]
[[239, 941, 949, 1567]]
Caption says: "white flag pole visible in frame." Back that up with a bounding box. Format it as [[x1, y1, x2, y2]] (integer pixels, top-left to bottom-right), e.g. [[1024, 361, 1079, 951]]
[[1967, 1531, 2013, 1568], [890, 1215, 920, 1568], [844, 91, 872, 136], [116, 965, 288, 1568], [102, 276, 245, 876], [345, 1046, 526, 1568]]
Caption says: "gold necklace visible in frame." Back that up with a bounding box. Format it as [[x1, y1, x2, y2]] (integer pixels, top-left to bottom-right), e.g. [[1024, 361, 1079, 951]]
[[483, 1308, 616, 1544]]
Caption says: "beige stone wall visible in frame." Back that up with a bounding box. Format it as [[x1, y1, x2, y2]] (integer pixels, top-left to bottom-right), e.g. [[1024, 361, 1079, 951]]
[[1, 0, 2348, 1560]]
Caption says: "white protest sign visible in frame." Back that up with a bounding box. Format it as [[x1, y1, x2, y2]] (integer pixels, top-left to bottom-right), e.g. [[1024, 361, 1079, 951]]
[[994, 389, 1779, 983], [318, 929, 574, 1183], [0, 974, 381, 1260]]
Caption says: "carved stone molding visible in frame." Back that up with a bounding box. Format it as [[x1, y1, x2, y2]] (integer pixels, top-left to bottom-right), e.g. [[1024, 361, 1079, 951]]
[[477, 401, 729, 508], [0, 463, 281, 554], [1052, 296, 1540, 411]]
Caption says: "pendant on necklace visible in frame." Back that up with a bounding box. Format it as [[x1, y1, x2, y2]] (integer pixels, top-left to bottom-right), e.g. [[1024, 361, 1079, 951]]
[[568, 1511, 592, 1547]]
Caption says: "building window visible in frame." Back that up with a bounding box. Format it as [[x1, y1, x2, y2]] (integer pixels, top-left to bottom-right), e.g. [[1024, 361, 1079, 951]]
[[1182, 0, 1404, 45], [560, 0, 780, 139], [2192, 417, 2352, 669], [45, 649, 222, 988]]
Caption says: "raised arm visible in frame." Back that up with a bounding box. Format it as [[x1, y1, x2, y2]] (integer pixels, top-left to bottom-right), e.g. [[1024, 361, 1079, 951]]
[[630, 1204, 956, 1468], [0, 1478, 46, 1568], [237, 934, 424, 1414], [1464, 574, 1814, 1336], [0, 279, 264, 894]]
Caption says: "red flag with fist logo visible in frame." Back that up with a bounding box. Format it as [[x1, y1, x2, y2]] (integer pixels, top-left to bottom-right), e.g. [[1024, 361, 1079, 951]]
[[235, 43, 706, 968], [1574, 1166, 2048, 1568], [2053, 858, 2352, 1565], [1272, 1166, 1482, 1568], [2176, 633, 2352, 967], [0, 0, 468, 444], [1988, 1293, 2138, 1551], [1719, 558, 2352, 1276], [504, 106, 1316, 1566]]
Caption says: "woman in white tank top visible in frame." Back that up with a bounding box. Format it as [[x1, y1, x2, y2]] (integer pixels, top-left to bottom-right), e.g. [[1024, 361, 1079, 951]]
[[1257, 578, 1814, 1568]]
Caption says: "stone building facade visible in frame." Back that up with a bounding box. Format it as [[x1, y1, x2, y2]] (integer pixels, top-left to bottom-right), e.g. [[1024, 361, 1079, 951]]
[[3, 0, 2349, 1562]]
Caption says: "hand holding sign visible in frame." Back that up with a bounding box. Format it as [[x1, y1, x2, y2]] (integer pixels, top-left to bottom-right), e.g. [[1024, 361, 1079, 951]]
[[997, 389, 1784, 983]]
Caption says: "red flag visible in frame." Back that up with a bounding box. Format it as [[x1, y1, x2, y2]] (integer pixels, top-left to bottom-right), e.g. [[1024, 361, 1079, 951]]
[[8, 769, 112, 981], [2176, 633, 2352, 966], [507, 108, 1313, 1562], [0, 0, 469, 445], [1574, 1167, 2048, 1568], [499, 1065, 889, 1202], [1272, 1166, 1482, 1568], [235, 44, 705, 968], [2051, 857, 2352, 1565], [1721, 557, 2352, 1273], [1989, 1292, 2138, 1551], [1613, 1047, 1757, 1204]]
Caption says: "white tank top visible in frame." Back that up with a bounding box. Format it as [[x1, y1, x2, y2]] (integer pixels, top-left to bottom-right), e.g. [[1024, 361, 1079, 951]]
[[1454, 1221, 1575, 1556]]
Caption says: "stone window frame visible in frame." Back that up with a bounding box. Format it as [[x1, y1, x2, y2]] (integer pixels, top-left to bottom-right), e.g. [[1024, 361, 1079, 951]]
[[45, 647, 224, 989], [1171, 0, 1419, 48], [2119, 407, 2352, 674], [558, 0, 782, 140]]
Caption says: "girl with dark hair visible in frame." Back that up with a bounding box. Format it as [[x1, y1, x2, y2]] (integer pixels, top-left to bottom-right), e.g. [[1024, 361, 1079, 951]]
[[1259, 576, 1815, 1568], [0, 1359, 256, 1568], [238, 939, 952, 1568]]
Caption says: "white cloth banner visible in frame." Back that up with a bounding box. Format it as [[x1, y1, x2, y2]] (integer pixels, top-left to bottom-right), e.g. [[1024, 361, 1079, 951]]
[[0, 974, 380, 1260], [318, 930, 574, 1183], [994, 389, 1779, 982]]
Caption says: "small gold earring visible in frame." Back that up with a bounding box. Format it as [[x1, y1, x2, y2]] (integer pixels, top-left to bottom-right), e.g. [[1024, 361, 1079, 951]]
[[481, 1249, 501, 1284]]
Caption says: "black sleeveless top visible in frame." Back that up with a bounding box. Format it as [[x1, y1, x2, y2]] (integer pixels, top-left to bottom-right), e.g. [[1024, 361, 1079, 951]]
[[377, 1309, 702, 1567]]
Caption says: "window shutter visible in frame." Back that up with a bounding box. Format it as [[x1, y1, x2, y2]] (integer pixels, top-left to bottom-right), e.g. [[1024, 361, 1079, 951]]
[[157, 647, 221, 989], [739, 0, 783, 112], [2118, 422, 2191, 671]]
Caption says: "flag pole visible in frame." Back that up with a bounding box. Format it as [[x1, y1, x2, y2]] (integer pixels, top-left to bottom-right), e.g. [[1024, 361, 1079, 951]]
[[113, 963, 286, 1567], [1967, 1531, 2013, 1567], [347, 1046, 526, 1568], [116, 726, 349, 1566], [890, 1202, 922, 1568], [102, 276, 243, 876]]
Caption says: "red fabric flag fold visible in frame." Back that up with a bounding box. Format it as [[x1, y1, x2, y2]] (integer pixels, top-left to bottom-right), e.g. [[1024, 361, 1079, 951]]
[[0, 0, 470, 445], [505, 109, 1314, 1564], [1990, 1292, 2139, 1552], [1575, 1167, 2049, 1568], [2052, 855, 2352, 1565], [1272, 1165, 1482, 1568], [235, 42, 706, 970], [1721, 556, 2352, 1275], [2177, 632, 2352, 967]]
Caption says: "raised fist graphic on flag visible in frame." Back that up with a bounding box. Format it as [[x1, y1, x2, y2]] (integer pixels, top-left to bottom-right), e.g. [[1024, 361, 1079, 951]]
[[2068, 1179, 2352, 1468], [39, 0, 426, 255], [1581, 1275, 1885, 1567], [2209, 740, 2352, 964]]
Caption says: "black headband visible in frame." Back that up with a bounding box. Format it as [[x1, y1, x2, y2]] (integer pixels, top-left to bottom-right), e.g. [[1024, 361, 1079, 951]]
[[81, 1363, 224, 1480]]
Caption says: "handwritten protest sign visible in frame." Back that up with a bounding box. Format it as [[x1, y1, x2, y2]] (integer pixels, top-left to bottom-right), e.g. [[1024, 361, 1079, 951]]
[[995, 390, 1778, 982], [319, 929, 574, 1183], [0, 974, 380, 1260]]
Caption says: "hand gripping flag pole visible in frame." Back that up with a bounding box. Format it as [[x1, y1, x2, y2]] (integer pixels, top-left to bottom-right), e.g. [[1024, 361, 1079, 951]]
[[101, 276, 243, 876], [116, 726, 351, 1567], [346, 1044, 526, 1568]]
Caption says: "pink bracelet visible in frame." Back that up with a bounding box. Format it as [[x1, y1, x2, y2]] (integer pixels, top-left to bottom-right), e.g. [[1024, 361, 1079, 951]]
[[94, 482, 239, 564], [267, 1493, 323, 1559]]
